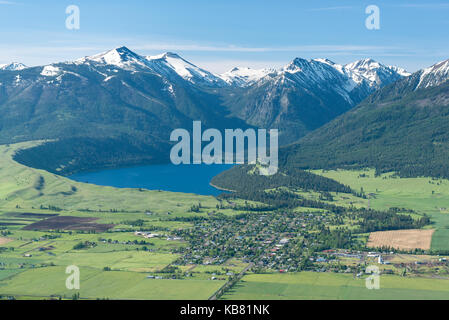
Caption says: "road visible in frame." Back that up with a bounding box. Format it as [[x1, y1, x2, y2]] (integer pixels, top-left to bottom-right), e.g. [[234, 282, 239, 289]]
[[209, 262, 253, 300]]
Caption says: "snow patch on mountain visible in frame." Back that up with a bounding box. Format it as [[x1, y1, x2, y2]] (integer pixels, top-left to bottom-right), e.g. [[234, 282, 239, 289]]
[[41, 65, 61, 77], [220, 67, 273, 87], [389, 65, 411, 77]]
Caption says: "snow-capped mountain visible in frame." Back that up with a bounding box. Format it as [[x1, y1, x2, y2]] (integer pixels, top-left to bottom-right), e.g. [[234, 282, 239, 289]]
[[0, 62, 27, 71], [48, 46, 411, 93], [0, 46, 415, 151], [220, 67, 274, 87], [77, 46, 149, 70], [0, 45, 440, 174], [75, 46, 226, 86], [415, 58, 449, 89], [222, 57, 410, 144], [235, 57, 409, 101], [145, 52, 227, 86], [246, 57, 409, 105], [344, 58, 410, 88]]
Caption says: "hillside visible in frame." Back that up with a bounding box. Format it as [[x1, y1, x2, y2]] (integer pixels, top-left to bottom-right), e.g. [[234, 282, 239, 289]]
[[283, 59, 449, 178]]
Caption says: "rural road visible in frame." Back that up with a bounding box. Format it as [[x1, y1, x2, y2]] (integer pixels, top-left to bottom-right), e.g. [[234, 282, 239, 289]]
[[209, 263, 253, 300]]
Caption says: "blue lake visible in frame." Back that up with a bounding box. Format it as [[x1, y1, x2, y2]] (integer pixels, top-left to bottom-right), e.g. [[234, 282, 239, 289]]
[[69, 164, 233, 196]]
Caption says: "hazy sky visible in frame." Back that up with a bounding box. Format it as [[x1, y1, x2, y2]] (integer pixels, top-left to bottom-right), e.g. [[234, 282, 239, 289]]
[[0, 0, 448, 73]]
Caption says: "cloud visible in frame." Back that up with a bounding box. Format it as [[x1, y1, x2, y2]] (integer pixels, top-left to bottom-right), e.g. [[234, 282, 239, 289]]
[[0, 1, 19, 4], [132, 43, 398, 54]]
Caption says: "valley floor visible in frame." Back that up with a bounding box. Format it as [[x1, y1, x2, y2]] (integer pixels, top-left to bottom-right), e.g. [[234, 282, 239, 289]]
[[1, 142, 449, 300]]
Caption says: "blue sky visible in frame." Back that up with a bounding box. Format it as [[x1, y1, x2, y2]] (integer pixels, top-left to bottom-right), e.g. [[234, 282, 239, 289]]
[[0, 0, 448, 73]]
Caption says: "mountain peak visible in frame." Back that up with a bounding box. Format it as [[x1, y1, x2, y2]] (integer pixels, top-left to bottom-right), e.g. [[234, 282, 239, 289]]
[[114, 45, 133, 52], [163, 52, 182, 59], [282, 57, 311, 73], [416, 58, 449, 89], [220, 66, 272, 87], [146, 52, 184, 61], [313, 58, 336, 65], [0, 62, 27, 71], [79, 46, 146, 70], [345, 58, 381, 70], [145, 52, 227, 86], [292, 57, 309, 66]]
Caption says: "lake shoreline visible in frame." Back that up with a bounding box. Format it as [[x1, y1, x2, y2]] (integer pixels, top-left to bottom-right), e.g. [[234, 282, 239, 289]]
[[209, 182, 235, 193], [69, 164, 233, 196]]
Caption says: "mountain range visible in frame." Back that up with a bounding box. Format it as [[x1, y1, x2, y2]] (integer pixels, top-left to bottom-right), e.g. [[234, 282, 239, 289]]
[[211, 57, 449, 192], [0, 46, 412, 174], [281, 57, 449, 178]]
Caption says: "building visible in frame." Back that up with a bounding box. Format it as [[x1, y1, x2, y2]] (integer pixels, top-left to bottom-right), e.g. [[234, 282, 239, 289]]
[[378, 255, 384, 264]]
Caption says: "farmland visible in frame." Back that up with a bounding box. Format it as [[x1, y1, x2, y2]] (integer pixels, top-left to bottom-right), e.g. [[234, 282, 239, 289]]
[[0, 208, 232, 299], [0, 237, 12, 245], [222, 272, 449, 300], [313, 169, 449, 251], [367, 229, 435, 251], [0, 266, 224, 300]]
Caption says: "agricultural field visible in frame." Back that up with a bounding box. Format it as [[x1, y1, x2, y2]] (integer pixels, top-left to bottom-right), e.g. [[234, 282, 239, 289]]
[[0, 208, 230, 299], [0, 266, 225, 300], [0, 237, 12, 245], [313, 169, 449, 251], [223, 272, 449, 300], [367, 229, 435, 251]]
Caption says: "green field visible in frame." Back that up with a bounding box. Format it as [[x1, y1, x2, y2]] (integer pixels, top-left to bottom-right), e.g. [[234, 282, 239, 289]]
[[223, 272, 449, 300], [0, 266, 225, 300], [313, 169, 449, 251]]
